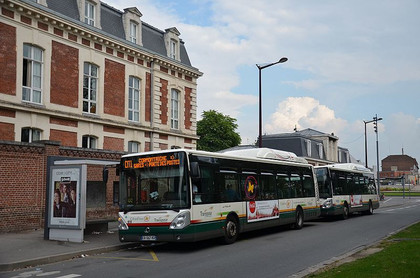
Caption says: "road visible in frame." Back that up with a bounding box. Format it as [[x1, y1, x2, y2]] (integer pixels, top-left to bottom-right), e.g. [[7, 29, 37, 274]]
[[5, 197, 420, 278]]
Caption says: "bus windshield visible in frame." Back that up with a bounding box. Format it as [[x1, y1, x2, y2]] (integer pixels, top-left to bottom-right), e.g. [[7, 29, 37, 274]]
[[119, 151, 189, 211], [315, 167, 332, 198]]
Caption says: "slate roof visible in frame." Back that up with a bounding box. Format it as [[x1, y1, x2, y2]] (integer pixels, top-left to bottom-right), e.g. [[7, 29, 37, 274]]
[[41, 0, 193, 67], [263, 128, 335, 139]]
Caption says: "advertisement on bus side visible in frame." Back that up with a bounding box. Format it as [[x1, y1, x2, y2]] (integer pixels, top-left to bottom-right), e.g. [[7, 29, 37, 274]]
[[247, 200, 280, 222]]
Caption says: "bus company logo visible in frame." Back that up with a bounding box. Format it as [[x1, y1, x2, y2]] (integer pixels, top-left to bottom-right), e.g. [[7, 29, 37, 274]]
[[249, 201, 256, 214], [244, 176, 257, 200], [144, 215, 150, 222]]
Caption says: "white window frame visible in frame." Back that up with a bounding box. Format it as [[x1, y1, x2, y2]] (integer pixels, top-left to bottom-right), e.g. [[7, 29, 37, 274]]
[[170, 39, 177, 59], [128, 76, 140, 122], [82, 135, 97, 149], [21, 127, 41, 143], [22, 44, 43, 104], [305, 139, 311, 157], [128, 141, 140, 153], [130, 21, 138, 43], [318, 143, 323, 159], [171, 89, 179, 129], [85, 1, 95, 26], [83, 63, 98, 114]]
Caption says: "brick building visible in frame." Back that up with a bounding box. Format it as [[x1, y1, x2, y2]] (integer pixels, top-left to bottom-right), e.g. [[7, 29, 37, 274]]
[[0, 0, 201, 151], [0, 0, 202, 232], [380, 153, 419, 185]]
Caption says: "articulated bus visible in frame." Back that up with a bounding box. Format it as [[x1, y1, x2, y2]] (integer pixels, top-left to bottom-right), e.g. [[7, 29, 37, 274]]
[[315, 163, 380, 219], [117, 148, 320, 244]]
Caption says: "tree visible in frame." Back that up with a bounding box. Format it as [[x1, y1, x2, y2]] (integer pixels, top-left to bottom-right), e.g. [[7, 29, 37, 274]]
[[197, 110, 241, 152]]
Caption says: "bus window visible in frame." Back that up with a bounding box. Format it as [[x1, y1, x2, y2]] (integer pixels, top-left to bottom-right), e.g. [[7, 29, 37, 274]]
[[259, 172, 276, 200], [290, 173, 303, 198], [368, 177, 377, 194], [196, 165, 220, 204], [361, 176, 369, 194], [316, 167, 332, 198], [333, 171, 346, 195], [302, 168, 315, 197], [219, 170, 241, 202], [276, 172, 289, 199]]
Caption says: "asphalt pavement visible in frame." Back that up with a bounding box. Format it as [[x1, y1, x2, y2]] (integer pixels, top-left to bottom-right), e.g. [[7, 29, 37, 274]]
[[1, 195, 419, 273]]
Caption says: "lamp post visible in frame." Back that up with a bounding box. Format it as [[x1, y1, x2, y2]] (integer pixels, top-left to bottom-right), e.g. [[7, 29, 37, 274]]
[[363, 119, 375, 168], [256, 57, 288, 148]]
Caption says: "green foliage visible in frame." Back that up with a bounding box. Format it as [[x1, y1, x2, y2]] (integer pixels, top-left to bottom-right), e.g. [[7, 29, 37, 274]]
[[197, 110, 241, 152]]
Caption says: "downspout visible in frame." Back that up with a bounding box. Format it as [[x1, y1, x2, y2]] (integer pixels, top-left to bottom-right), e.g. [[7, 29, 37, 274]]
[[150, 59, 154, 151]]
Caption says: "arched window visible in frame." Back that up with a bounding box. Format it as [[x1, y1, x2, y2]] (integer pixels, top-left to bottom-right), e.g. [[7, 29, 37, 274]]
[[82, 135, 97, 149], [128, 141, 140, 153], [22, 44, 43, 104]]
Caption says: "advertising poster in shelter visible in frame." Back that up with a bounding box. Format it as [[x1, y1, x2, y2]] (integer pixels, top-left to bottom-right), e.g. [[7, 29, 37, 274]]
[[49, 166, 81, 228]]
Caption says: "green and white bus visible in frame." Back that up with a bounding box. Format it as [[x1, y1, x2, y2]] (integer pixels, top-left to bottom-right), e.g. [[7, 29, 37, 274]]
[[117, 148, 320, 244], [315, 163, 380, 219]]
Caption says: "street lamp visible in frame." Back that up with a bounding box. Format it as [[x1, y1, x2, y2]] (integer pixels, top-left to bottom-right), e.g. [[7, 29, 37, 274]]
[[363, 119, 375, 168], [256, 57, 288, 148]]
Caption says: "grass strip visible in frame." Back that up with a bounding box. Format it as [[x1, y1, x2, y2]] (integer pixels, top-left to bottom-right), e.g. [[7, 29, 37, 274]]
[[308, 222, 420, 278]]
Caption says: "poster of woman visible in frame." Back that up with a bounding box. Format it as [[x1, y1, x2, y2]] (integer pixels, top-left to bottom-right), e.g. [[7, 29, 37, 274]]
[[49, 167, 81, 228]]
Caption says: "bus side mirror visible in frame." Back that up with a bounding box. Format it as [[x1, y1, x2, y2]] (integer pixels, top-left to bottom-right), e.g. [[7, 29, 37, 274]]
[[190, 162, 201, 181]]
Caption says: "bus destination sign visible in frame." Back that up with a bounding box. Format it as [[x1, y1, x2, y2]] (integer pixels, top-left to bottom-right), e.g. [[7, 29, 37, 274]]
[[124, 155, 180, 169]]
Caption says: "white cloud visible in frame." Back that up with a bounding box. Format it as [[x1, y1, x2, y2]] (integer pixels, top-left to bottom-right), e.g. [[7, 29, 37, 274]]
[[265, 97, 347, 134]]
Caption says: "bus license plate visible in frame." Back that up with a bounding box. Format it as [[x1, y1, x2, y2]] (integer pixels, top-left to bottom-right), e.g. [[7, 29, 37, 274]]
[[141, 235, 157, 241]]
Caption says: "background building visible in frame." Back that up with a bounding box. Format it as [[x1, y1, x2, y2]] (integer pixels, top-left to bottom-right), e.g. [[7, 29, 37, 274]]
[[261, 128, 354, 166], [0, 0, 201, 232], [381, 153, 419, 185]]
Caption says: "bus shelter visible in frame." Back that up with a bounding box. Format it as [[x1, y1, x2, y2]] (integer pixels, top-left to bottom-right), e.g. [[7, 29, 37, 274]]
[[46, 159, 118, 243]]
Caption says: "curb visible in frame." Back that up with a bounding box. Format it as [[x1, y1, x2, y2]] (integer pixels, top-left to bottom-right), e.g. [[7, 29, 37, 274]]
[[0, 243, 140, 273]]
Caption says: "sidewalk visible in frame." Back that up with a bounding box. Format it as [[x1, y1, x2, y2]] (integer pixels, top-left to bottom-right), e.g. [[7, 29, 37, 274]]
[[1, 197, 419, 273], [0, 222, 138, 272]]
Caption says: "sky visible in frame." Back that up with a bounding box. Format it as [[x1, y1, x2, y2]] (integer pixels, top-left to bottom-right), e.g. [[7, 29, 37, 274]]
[[106, 0, 420, 168]]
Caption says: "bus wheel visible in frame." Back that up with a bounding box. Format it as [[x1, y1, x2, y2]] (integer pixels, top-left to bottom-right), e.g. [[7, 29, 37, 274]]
[[223, 215, 239, 244], [341, 203, 349, 220], [294, 207, 304, 230]]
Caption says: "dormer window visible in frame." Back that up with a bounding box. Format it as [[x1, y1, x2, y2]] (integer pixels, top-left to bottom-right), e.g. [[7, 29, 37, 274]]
[[130, 21, 138, 43], [85, 1, 95, 26], [123, 7, 142, 46], [164, 27, 181, 61]]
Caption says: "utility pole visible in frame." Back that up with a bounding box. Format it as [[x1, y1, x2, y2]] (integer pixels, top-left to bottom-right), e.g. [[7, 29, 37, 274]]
[[373, 114, 383, 196]]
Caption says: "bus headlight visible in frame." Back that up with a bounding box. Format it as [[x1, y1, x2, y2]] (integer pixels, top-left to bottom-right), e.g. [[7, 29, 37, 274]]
[[169, 211, 190, 230], [322, 199, 333, 209], [118, 217, 129, 230]]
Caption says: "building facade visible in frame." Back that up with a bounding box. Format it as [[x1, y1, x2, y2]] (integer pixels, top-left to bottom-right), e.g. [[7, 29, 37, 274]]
[[0, 0, 202, 152], [381, 154, 419, 185], [0, 0, 202, 232]]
